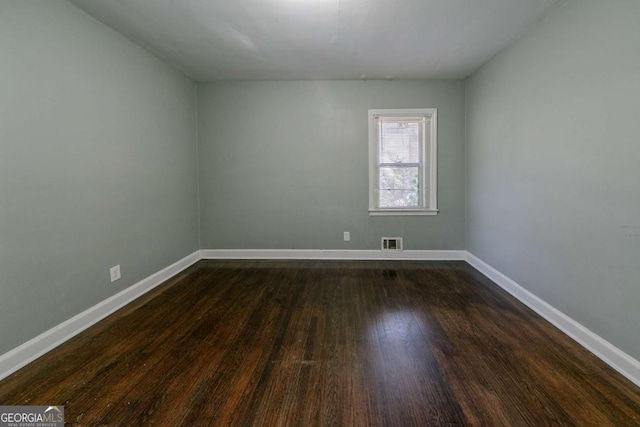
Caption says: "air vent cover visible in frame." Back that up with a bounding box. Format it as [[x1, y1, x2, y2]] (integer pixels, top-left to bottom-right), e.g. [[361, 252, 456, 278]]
[[381, 237, 403, 251]]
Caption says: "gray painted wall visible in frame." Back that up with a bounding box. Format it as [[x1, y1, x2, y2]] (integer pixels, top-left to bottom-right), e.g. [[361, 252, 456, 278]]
[[0, 1, 199, 354], [466, 0, 640, 359], [197, 80, 465, 250]]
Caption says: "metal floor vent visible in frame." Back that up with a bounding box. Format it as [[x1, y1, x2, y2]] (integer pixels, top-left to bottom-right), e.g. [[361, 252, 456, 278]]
[[381, 237, 403, 251]]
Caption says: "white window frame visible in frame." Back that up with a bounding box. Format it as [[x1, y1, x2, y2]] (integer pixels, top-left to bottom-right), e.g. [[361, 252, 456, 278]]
[[368, 108, 438, 216]]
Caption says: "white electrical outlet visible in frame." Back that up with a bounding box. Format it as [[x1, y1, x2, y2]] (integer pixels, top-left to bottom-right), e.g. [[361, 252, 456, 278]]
[[110, 265, 121, 283], [343, 231, 350, 241]]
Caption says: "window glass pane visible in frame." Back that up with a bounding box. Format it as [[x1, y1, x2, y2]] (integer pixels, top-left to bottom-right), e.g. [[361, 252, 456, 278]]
[[378, 166, 420, 208], [380, 121, 420, 163], [379, 166, 419, 190], [379, 190, 420, 208]]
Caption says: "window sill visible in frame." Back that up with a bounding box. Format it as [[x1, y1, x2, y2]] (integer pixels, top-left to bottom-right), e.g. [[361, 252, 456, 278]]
[[369, 209, 439, 216]]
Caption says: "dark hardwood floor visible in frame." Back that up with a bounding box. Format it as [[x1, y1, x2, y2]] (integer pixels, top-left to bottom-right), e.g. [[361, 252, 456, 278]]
[[0, 260, 639, 426]]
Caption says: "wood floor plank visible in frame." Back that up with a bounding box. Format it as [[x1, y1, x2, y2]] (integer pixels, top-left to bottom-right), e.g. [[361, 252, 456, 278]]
[[0, 260, 639, 426]]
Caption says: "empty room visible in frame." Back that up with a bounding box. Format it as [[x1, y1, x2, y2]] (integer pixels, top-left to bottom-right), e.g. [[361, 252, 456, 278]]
[[1, 0, 639, 425]]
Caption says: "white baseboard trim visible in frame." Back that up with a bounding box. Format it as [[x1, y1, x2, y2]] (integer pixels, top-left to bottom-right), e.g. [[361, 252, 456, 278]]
[[200, 249, 466, 261], [0, 250, 201, 381], [465, 251, 640, 388]]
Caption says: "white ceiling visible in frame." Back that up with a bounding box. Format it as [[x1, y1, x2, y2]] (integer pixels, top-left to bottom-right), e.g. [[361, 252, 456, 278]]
[[69, 0, 564, 81]]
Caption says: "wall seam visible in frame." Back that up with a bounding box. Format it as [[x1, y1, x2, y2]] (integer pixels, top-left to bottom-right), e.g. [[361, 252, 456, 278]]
[[463, 77, 469, 250], [194, 82, 202, 250]]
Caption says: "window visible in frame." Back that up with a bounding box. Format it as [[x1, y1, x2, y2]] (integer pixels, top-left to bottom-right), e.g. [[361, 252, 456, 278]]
[[368, 109, 437, 215]]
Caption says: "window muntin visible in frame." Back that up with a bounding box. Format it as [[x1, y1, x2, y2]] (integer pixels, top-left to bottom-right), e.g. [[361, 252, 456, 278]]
[[369, 109, 437, 216]]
